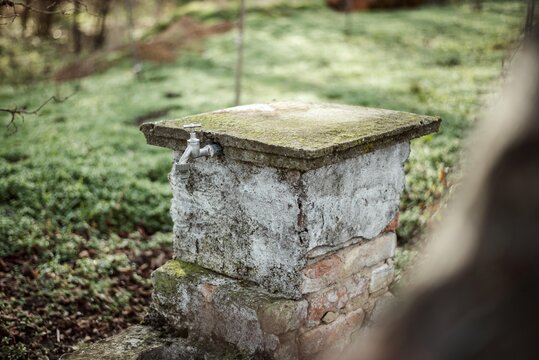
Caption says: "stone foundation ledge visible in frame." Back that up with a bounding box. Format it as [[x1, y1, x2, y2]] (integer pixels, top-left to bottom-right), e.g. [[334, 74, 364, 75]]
[[149, 259, 308, 359], [149, 234, 397, 360], [60, 325, 243, 360], [170, 142, 407, 299], [62, 232, 397, 360]]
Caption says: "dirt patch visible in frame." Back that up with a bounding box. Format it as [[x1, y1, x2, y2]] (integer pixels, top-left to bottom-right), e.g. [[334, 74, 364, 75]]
[[53, 17, 234, 82], [326, 0, 423, 11], [52, 54, 121, 82], [0, 240, 173, 359], [136, 17, 233, 63], [135, 43, 178, 63], [152, 16, 233, 48], [133, 106, 182, 125]]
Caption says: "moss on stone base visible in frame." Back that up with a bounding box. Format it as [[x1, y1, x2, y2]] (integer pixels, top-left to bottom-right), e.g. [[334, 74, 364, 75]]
[[140, 101, 440, 170], [152, 259, 211, 297]]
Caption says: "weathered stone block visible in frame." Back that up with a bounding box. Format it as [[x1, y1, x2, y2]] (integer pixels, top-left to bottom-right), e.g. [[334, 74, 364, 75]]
[[141, 102, 440, 171], [151, 260, 308, 355], [258, 299, 309, 335], [151, 260, 383, 358], [141, 102, 439, 298], [298, 308, 365, 358], [369, 263, 394, 293], [306, 284, 349, 324], [61, 325, 243, 360], [139, 102, 440, 358], [301, 232, 397, 294], [274, 332, 300, 360], [370, 292, 397, 324], [171, 145, 407, 298], [321, 311, 339, 324], [384, 211, 400, 232]]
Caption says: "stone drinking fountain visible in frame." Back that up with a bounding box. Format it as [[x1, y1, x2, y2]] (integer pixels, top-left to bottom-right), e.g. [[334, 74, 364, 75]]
[[64, 101, 440, 359]]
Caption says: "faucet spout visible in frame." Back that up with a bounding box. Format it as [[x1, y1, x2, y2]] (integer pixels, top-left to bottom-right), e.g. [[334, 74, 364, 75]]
[[179, 144, 193, 165], [175, 123, 222, 180]]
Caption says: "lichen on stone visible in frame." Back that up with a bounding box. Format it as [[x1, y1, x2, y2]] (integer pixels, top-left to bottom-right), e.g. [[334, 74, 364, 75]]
[[140, 101, 440, 170], [160, 259, 205, 277], [152, 260, 210, 296]]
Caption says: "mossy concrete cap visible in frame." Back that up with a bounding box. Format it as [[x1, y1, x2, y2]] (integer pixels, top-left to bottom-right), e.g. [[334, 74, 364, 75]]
[[140, 101, 441, 170]]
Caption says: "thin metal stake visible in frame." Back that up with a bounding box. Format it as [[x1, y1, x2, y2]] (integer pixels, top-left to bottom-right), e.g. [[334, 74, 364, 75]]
[[234, 0, 246, 106], [345, 0, 353, 36], [124, 0, 142, 76]]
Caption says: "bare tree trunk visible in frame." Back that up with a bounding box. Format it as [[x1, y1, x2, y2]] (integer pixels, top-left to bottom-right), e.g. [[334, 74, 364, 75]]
[[472, 0, 482, 11], [525, 0, 537, 36], [93, 0, 110, 50], [0, 6, 4, 35], [344, 0, 352, 35], [35, 0, 58, 38], [153, 0, 166, 22], [20, 0, 31, 35], [234, 0, 246, 106], [124, 0, 141, 75], [72, 0, 81, 54]]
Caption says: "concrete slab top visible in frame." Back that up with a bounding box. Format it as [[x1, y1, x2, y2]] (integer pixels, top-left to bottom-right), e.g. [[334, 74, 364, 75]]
[[140, 101, 441, 170]]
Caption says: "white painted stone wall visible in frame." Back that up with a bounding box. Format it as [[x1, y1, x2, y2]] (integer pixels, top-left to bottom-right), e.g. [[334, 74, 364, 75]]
[[170, 157, 306, 298], [170, 142, 409, 298], [303, 143, 409, 252]]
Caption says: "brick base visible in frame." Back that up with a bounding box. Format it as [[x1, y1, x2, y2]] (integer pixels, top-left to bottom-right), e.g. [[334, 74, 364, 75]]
[[150, 233, 396, 359]]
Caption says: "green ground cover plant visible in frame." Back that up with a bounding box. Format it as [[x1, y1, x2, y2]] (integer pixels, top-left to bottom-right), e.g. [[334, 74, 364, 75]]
[[0, 1, 525, 358]]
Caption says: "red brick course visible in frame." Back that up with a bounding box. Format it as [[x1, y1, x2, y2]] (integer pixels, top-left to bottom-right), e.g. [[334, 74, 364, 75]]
[[301, 233, 397, 294], [383, 211, 400, 233], [299, 308, 365, 357]]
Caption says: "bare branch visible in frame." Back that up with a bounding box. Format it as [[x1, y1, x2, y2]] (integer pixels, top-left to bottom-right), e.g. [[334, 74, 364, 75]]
[[1, 91, 76, 134], [0, 12, 17, 24], [0, 0, 94, 24], [0, 1, 61, 15]]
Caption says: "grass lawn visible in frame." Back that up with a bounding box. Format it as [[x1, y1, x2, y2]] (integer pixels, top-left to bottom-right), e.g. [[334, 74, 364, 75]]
[[0, 1, 525, 358]]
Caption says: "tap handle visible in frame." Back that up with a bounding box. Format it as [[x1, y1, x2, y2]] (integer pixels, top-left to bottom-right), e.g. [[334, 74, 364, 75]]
[[183, 123, 202, 140], [183, 123, 202, 131]]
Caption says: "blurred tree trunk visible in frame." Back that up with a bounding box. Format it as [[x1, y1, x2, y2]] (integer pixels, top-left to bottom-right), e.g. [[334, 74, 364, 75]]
[[0, 6, 4, 35], [344, 0, 352, 35], [20, 0, 31, 35], [472, 0, 482, 11], [124, 0, 141, 75], [35, 0, 58, 37], [72, 0, 81, 53], [154, 0, 166, 21], [93, 0, 110, 49], [525, 0, 537, 35]]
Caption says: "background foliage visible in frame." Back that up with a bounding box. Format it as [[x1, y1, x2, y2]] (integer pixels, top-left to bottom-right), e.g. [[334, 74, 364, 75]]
[[0, 0, 525, 358]]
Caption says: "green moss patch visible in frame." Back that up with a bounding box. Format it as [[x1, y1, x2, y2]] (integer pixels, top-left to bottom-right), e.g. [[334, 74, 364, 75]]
[[153, 260, 210, 296], [147, 101, 440, 154]]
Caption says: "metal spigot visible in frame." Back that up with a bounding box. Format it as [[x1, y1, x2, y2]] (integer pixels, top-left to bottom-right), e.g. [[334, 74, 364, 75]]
[[176, 123, 222, 180]]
